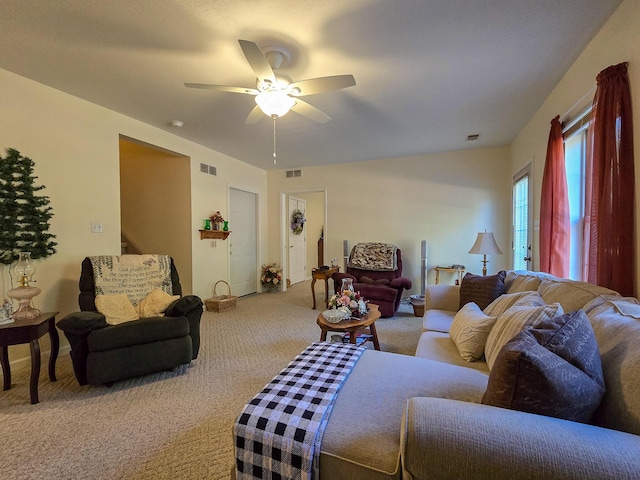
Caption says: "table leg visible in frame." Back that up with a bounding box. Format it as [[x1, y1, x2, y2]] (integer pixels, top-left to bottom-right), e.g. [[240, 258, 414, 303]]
[[370, 323, 381, 351], [349, 329, 357, 345], [48, 318, 59, 382], [311, 277, 318, 309], [319, 328, 328, 342], [29, 338, 41, 404], [323, 278, 330, 309], [1, 346, 10, 391]]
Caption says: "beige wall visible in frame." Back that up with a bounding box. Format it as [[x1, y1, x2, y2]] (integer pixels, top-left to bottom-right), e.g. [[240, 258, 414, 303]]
[[267, 146, 512, 295], [0, 68, 267, 365], [119, 139, 193, 293], [510, 0, 640, 294]]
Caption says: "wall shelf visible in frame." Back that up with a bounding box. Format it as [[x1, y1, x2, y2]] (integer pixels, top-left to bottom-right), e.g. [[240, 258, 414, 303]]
[[199, 230, 231, 240]]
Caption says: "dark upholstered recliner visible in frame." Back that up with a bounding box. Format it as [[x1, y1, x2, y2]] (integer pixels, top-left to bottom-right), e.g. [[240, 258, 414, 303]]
[[57, 256, 203, 386], [333, 245, 412, 317]]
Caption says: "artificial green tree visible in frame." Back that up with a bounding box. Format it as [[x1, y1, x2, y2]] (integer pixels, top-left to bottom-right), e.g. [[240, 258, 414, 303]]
[[0, 148, 57, 265]]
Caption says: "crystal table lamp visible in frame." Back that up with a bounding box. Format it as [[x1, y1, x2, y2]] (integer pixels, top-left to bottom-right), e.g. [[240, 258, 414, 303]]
[[468, 232, 503, 276], [7, 252, 41, 321]]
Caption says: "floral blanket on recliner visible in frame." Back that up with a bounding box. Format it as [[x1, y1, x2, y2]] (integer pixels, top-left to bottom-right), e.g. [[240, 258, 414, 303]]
[[89, 254, 173, 305], [348, 242, 397, 271]]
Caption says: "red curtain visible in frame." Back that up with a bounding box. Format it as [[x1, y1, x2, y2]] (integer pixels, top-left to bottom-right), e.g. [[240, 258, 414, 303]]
[[540, 115, 570, 277], [586, 62, 635, 296]]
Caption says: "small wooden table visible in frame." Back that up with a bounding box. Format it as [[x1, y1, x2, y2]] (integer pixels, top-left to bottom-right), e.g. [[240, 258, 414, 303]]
[[434, 266, 465, 285], [311, 266, 340, 309], [317, 304, 381, 350], [0, 312, 59, 404]]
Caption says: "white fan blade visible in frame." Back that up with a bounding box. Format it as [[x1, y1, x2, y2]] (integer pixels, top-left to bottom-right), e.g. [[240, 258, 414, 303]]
[[184, 83, 259, 95], [291, 99, 331, 123], [238, 39, 276, 84], [245, 105, 264, 124], [289, 74, 356, 96]]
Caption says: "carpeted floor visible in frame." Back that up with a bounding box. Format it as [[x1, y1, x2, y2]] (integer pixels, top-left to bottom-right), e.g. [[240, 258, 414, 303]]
[[0, 280, 421, 479]]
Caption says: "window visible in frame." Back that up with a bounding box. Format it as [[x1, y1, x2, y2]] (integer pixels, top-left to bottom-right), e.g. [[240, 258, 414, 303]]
[[512, 166, 531, 271], [563, 107, 591, 281]]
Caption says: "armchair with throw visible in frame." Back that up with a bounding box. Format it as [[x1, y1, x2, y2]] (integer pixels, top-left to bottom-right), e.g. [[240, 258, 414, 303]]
[[57, 255, 203, 386], [332, 243, 412, 317]]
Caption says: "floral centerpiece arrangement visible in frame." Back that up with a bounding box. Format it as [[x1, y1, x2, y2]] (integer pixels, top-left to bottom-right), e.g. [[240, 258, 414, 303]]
[[261, 263, 283, 285], [328, 288, 368, 318], [209, 211, 225, 230]]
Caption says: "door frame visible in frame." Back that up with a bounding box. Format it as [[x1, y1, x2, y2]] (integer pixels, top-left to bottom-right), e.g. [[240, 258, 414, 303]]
[[512, 164, 533, 270], [279, 187, 328, 292]]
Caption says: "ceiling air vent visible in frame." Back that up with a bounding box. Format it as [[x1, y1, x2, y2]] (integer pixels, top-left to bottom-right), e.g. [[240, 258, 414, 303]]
[[466, 134, 480, 141], [200, 163, 208, 173], [208, 165, 217, 176], [285, 169, 302, 178]]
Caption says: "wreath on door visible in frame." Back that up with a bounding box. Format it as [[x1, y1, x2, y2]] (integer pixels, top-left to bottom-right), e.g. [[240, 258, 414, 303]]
[[290, 209, 306, 235]]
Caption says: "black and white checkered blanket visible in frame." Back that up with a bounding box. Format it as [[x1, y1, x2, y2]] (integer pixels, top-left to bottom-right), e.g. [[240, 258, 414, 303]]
[[234, 341, 366, 480]]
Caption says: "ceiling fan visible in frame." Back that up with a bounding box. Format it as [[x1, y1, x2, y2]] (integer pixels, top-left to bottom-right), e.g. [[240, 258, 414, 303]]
[[185, 39, 356, 125]]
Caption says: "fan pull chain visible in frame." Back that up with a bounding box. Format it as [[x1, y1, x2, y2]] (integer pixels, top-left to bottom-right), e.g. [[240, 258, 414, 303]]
[[272, 115, 277, 164]]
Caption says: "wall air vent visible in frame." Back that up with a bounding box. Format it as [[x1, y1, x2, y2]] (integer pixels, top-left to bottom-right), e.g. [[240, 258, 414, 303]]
[[200, 163, 217, 176], [466, 134, 481, 141], [285, 169, 302, 178]]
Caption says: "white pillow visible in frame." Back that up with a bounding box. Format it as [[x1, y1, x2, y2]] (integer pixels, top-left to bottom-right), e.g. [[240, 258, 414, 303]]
[[449, 303, 498, 362], [95, 293, 139, 325], [483, 291, 545, 318], [136, 288, 180, 318], [484, 303, 564, 370]]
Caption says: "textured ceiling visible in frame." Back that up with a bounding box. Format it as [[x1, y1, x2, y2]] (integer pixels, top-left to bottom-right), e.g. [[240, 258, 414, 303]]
[[0, 0, 622, 169]]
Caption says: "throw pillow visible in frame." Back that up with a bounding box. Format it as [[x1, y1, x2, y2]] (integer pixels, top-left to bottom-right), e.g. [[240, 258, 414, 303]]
[[483, 291, 545, 318], [484, 303, 564, 370], [458, 270, 506, 310], [449, 303, 498, 361], [136, 288, 180, 318], [482, 310, 605, 423], [360, 276, 374, 284], [95, 293, 139, 325]]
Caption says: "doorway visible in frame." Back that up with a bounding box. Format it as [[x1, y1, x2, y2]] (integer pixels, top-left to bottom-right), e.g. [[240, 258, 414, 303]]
[[512, 165, 532, 271], [119, 136, 192, 293], [288, 196, 307, 285]]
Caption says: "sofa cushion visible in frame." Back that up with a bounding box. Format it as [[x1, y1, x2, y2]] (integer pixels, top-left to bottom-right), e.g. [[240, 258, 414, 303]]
[[484, 303, 564, 370], [321, 349, 489, 480], [504, 270, 556, 294], [583, 295, 640, 435], [483, 291, 545, 318], [415, 332, 490, 373], [459, 270, 506, 310], [482, 310, 605, 423], [538, 278, 618, 313], [422, 309, 455, 333], [449, 303, 497, 361], [95, 293, 139, 325]]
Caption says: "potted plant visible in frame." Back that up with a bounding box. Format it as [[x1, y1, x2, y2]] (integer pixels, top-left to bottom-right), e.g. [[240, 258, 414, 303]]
[[209, 211, 225, 230], [261, 263, 283, 292]]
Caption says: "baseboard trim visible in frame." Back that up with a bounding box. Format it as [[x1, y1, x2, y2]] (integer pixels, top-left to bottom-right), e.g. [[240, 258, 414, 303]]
[[8, 344, 71, 372]]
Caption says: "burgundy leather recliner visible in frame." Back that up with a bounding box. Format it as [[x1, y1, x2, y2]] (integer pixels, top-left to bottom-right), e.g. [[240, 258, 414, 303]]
[[332, 247, 412, 317]]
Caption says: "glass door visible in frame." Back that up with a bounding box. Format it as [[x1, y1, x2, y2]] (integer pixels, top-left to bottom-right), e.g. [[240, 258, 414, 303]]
[[513, 166, 532, 271]]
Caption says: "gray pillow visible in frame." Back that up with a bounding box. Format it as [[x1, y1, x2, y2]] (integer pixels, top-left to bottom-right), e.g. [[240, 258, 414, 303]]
[[482, 310, 605, 423], [458, 270, 506, 310]]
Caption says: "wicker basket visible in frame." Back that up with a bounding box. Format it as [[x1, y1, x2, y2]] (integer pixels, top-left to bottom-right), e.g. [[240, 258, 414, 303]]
[[205, 280, 238, 312]]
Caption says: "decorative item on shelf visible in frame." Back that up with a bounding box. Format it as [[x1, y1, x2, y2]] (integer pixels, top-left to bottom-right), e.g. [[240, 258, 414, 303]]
[[204, 219, 212, 230], [7, 251, 42, 320], [209, 211, 225, 231], [290, 209, 306, 235], [223, 221, 229, 231], [468, 231, 503, 276], [328, 279, 368, 319], [261, 263, 283, 292]]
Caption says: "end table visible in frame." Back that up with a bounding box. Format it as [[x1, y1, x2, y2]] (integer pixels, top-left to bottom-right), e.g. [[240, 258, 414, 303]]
[[0, 312, 59, 404], [311, 266, 340, 309]]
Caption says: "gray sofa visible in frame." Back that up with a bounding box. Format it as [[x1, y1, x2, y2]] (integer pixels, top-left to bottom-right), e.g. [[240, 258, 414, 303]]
[[316, 270, 640, 479]]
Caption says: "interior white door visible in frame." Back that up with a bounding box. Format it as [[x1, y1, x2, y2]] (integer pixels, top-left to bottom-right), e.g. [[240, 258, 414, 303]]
[[230, 188, 258, 297], [288, 196, 307, 285]]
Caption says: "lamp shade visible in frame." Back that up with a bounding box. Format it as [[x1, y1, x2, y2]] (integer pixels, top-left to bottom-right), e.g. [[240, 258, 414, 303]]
[[255, 90, 296, 117], [468, 232, 503, 256]]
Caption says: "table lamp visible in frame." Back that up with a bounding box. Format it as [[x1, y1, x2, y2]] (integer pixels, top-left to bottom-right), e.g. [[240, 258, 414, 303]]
[[468, 232, 503, 276]]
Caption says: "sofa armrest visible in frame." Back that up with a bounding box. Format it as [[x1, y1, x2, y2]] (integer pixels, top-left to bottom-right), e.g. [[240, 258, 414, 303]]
[[390, 277, 412, 290], [401, 397, 640, 480], [425, 285, 459, 311]]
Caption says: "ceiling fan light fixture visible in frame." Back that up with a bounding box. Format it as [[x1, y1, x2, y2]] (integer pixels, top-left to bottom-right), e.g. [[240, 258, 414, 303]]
[[255, 90, 296, 118]]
